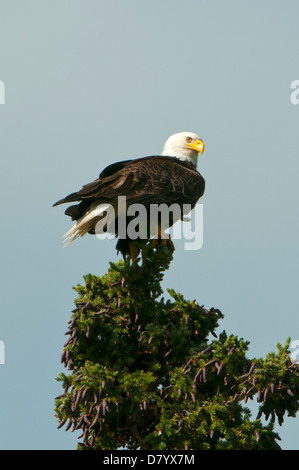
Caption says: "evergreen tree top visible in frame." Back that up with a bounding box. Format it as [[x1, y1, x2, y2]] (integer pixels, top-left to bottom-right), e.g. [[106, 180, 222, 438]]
[[55, 244, 299, 450]]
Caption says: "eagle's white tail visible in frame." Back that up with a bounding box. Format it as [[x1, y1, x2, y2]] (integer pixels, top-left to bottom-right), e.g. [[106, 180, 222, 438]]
[[63, 203, 115, 246]]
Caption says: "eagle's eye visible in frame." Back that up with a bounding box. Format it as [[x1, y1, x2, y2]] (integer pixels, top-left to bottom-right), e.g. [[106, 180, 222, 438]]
[[186, 137, 192, 143]]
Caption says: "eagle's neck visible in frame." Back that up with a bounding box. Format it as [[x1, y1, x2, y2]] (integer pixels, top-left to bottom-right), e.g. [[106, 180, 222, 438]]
[[161, 148, 198, 168], [175, 153, 198, 168]]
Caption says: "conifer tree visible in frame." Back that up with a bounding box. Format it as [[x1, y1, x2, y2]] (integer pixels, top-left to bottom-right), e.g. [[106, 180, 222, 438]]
[[55, 243, 299, 450]]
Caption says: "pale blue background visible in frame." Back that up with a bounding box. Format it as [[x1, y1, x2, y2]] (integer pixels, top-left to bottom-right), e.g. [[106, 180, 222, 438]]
[[0, 0, 298, 449]]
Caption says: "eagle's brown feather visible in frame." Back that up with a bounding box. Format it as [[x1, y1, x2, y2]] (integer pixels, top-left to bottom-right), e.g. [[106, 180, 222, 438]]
[[53, 155, 204, 211], [53, 155, 205, 257]]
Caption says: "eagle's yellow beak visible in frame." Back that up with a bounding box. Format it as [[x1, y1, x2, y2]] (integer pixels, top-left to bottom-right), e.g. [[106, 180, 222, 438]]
[[187, 139, 205, 155]]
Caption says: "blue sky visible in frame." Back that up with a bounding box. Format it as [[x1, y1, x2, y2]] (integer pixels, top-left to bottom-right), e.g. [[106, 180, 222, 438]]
[[0, 0, 298, 449]]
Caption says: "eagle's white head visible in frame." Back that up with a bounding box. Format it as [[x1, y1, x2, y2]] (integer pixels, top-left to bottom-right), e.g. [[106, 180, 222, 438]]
[[161, 131, 205, 167]]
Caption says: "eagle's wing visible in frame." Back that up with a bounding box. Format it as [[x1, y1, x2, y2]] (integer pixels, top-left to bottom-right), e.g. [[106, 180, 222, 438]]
[[53, 158, 133, 206], [53, 156, 205, 220], [123, 156, 205, 207]]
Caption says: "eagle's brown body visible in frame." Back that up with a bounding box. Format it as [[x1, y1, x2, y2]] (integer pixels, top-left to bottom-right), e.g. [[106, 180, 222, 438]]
[[53, 154, 205, 258]]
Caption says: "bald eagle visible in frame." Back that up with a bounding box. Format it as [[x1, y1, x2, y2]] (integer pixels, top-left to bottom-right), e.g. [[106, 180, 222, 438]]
[[53, 131, 205, 261]]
